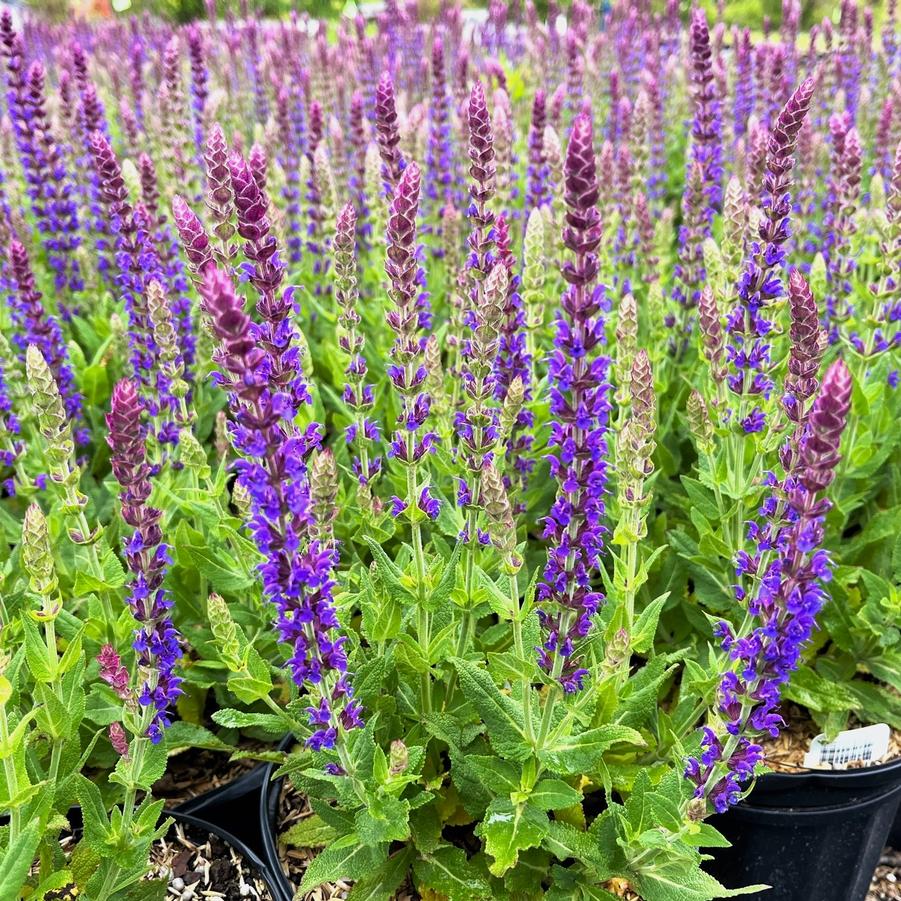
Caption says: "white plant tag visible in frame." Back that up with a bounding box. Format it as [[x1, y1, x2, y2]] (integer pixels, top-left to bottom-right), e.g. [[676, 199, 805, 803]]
[[803, 724, 891, 769]]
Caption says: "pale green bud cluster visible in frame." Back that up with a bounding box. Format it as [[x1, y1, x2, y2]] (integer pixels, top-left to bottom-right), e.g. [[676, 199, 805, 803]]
[[25, 346, 87, 519], [687, 389, 715, 455], [22, 503, 59, 606], [147, 280, 188, 403], [480, 460, 521, 574], [522, 208, 547, 336]]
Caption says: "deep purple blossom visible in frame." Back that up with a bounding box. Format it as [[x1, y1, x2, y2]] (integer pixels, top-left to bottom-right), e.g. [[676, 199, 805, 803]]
[[537, 112, 611, 693], [107, 380, 182, 744], [199, 266, 361, 751], [687, 360, 852, 813]]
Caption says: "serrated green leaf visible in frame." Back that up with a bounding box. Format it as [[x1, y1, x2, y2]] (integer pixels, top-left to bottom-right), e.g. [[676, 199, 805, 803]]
[[413, 844, 492, 900], [635, 863, 766, 901], [475, 798, 548, 877], [528, 778, 582, 811], [0, 822, 40, 899], [347, 847, 414, 901], [298, 836, 387, 893], [355, 794, 410, 846], [539, 725, 645, 776], [452, 659, 531, 762]]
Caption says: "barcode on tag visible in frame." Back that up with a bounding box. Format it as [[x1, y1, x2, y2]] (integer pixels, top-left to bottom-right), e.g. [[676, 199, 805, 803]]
[[803, 724, 891, 769]]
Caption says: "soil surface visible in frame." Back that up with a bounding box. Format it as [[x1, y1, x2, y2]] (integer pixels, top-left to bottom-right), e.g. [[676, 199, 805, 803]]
[[762, 708, 900, 772], [34, 820, 272, 900], [149, 819, 272, 900], [153, 743, 268, 806], [868, 848, 901, 901], [276, 781, 418, 899]]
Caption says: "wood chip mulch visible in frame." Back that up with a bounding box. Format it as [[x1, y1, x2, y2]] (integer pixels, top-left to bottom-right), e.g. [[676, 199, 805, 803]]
[[762, 708, 900, 773], [276, 781, 419, 900], [152, 743, 270, 806], [868, 849, 901, 901], [149, 820, 272, 900]]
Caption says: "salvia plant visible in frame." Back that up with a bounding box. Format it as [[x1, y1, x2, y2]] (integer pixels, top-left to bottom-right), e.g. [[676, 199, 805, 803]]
[[0, 2, 897, 900]]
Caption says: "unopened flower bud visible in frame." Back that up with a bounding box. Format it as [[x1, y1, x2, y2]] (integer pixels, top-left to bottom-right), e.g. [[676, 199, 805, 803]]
[[389, 739, 408, 775], [22, 503, 58, 604], [687, 389, 715, 454]]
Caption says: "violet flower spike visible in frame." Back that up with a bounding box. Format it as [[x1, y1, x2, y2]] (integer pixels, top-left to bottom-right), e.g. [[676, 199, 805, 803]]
[[106, 380, 183, 744], [537, 112, 612, 694], [686, 360, 852, 813]]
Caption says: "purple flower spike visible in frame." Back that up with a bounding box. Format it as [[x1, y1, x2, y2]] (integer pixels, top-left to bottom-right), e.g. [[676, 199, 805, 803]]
[[726, 77, 815, 433], [537, 112, 611, 694], [107, 380, 183, 744], [686, 361, 852, 814], [199, 265, 361, 753], [8, 240, 88, 446], [375, 71, 406, 196]]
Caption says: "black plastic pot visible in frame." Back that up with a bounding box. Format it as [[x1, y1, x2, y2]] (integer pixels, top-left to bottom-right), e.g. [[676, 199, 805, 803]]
[[736, 755, 901, 808], [707, 764, 901, 901], [4, 805, 280, 897], [890, 804, 901, 849], [170, 809, 280, 897], [174, 760, 269, 855], [259, 735, 298, 901]]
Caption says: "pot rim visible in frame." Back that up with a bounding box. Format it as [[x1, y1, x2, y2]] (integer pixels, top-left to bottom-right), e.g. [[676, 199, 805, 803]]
[[757, 752, 901, 782]]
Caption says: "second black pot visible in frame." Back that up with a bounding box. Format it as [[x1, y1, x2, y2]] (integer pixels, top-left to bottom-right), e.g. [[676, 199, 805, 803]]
[[707, 774, 901, 901], [259, 736, 297, 901]]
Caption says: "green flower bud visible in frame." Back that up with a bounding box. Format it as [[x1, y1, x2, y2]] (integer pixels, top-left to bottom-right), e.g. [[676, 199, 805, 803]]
[[869, 172, 885, 212], [22, 502, 59, 608], [687, 389, 715, 455], [722, 176, 747, 281], [522, 208, 547, 333], [481, 460, 521, 573], [147, 280, 188, 403], [500, 375, 525, 443], [310, 448, 338, 544], [178, 429, 211, 479], [232, 479, 252, 520], [214, 410, 230, 460], [26, 345, 86, 518], [614, 294, 638, 404], [208, 593, 242, 670], [389, 739, 409, 775]]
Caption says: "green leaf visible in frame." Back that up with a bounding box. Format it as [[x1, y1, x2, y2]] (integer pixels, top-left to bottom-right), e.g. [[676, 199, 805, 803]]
[[466, 756, 522, 794], [451, 659, 531, 762], [635, 863, 766, 901], [475, 798, 548, 877], [22, 617, 53, 683], [210, 709, 287, 733], [413, 844, 492, 900], [424, 539, 464, 612], [298, 836, 387, 893], [175, 520, 256, 593], [355, 795, 411, 846], [0, 822, 41, 899], [363, 536, 417, 605], [528, 779, 582, 811], [347, 847, 414, 901], [631, 593, 670, 654], [539, 725, 645, 776], [163, 722, 233, 752], [283, 814, 339, 849]]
